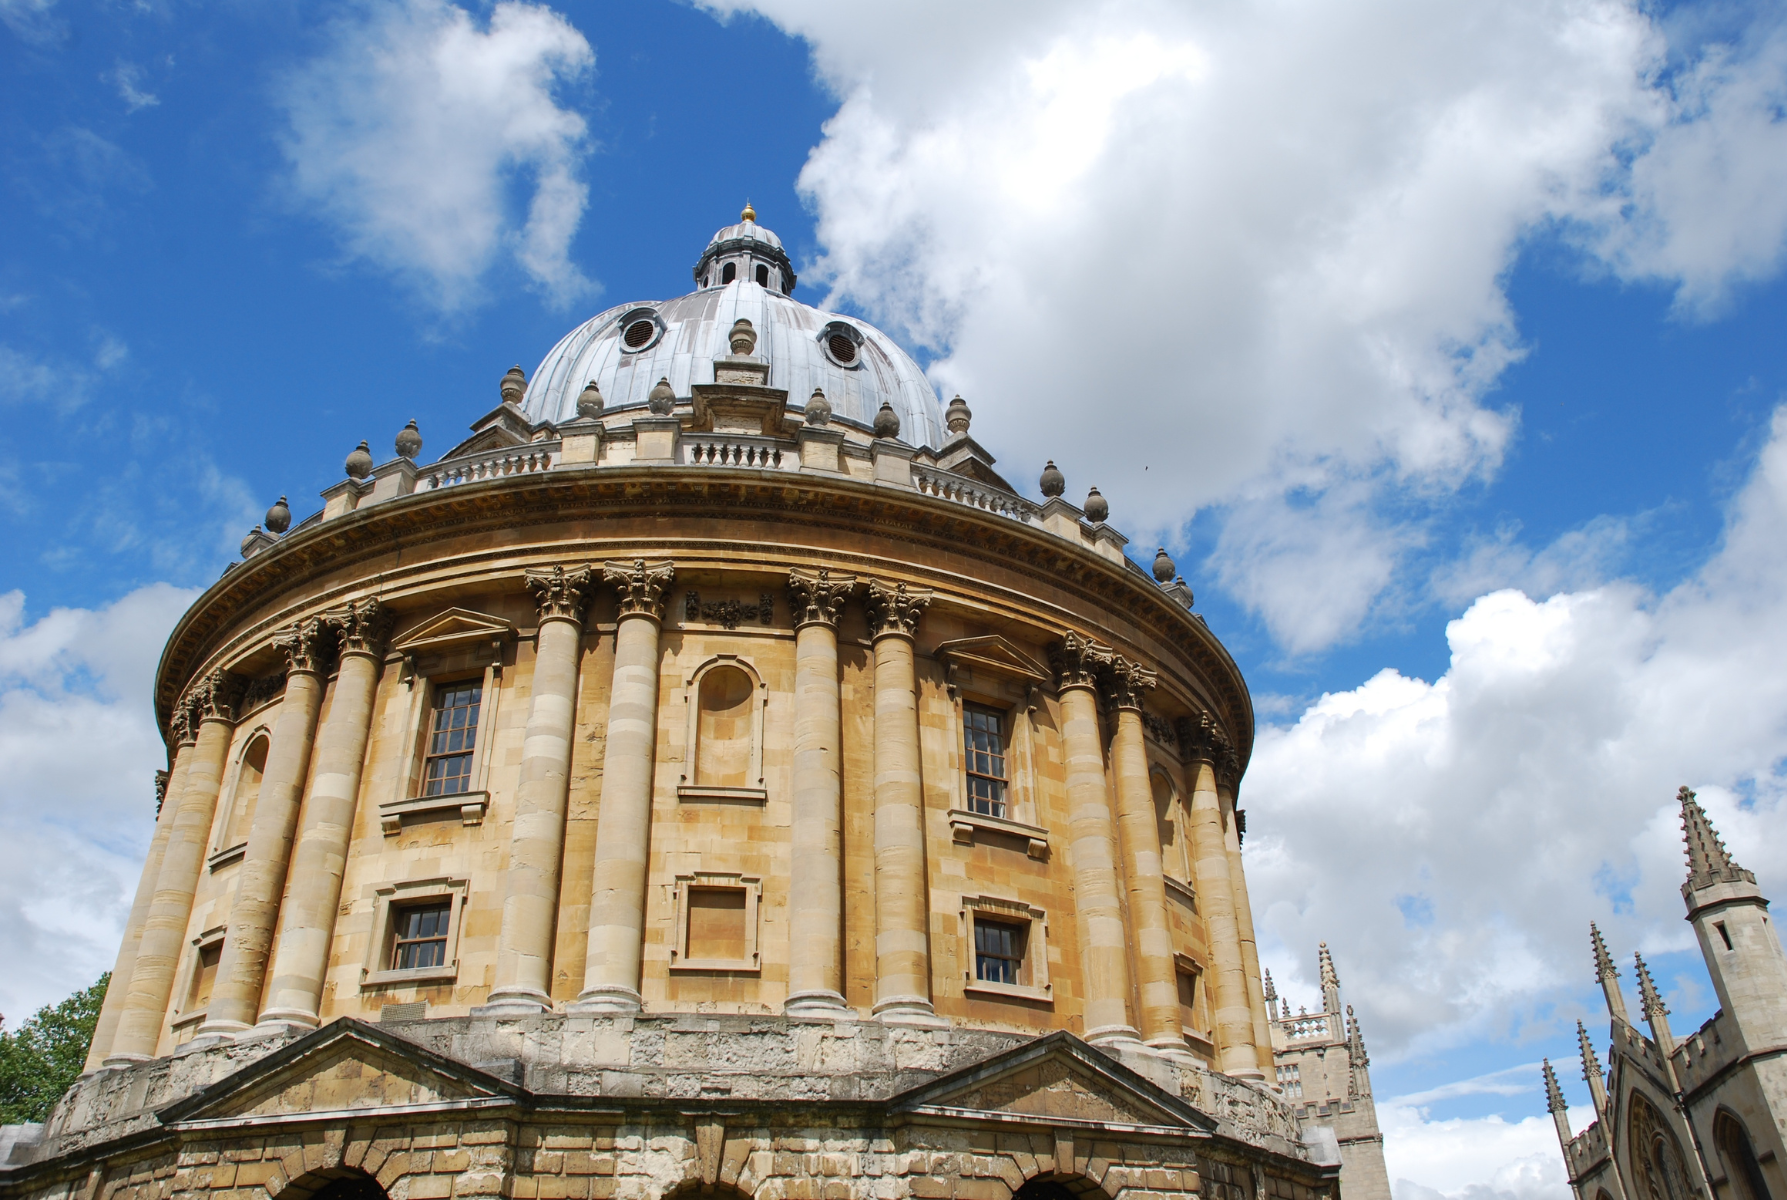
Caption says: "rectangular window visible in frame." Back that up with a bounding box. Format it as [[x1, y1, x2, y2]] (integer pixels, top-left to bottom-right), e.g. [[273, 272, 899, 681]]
[[1276, 1063, 1303, 1099], [392, 901, 452, 970], [422, 682, 482, 797], [187, 942, 221, 1011], [687, 886, 748, 962], [1177, 967, 1199, 1031], [963, 705, 1009, 819], [974, 916, 1027, 985]]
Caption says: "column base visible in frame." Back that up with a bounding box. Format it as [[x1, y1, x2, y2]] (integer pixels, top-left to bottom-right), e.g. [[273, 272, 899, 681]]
[[783, 990, 854, 1020], [1142, 1036, 1203, 1066], [248, 1010, 319, 1040], [194, 1017, 253, 1040], [472, 987, 555, 1017], [565, 985, 643, 1015], [873, 998, 948, 1028], [1086, 1024, 1145, 1049], [100, 1052, 151, 1069], [173, 1033, 232, 1056]]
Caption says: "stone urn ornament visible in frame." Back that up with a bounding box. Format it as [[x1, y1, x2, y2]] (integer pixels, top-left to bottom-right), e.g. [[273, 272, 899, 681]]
[[264, 495, 291, 534], [1039, 460, 1065, 498], [577, 381, 604, 419], [805, 388, 832, 426], [395, 419, 423, 460], [873, 401, 901, 440], [729, 319, 757, 356], [345, 440, 374, 480], [648, 377, 676, 415]]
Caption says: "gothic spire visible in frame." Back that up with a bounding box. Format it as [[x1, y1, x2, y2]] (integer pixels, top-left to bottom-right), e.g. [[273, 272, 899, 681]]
[[1319, 942, 1341, 1014], [1634, 950, 1679, 1070], [1543, 1058, 1567, 1114], [1681, 785, 1755, 892], [1577, 1019, 1610, 1119], [1591, 922, 1629, 1022], [1634, 952, 1667, 1020], [1345, 1005, 1370, 1098], [1263, 968, 1277, 1004]]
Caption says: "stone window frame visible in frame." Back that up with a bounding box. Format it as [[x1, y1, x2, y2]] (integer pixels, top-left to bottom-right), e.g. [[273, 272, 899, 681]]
[[669, 871, 763, 973], [170, 925, 228, 1037], [379, 610, 515, 836], [1151, 763, 1197, 905], [678, 654, 768, 804], [936, 637, 1053, 859], [361, 876, 469, 987], [1174, 952, 1212, 1044], [209, 723, 273, 870], [960, 893, 1052, 1004]]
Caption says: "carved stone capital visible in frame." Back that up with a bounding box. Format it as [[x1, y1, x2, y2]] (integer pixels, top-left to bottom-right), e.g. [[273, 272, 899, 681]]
[[788, 567, 856, 630], [169, 704, 197, 747], [324, 597, 394, 658], [154, 769, 170, 815], [1050, 632, 1113, 693], [1103, 656, 1157, 712], [864, 579, 931, 639], [184, 668, 245, 725], [1179, 712, 1237, 784], [272, 616, 333, 676], [604, 559, 676, 621], [525, 564, 596, 624]]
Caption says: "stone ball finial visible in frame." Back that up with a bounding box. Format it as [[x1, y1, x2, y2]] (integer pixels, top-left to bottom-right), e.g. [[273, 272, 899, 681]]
[[1039, 460, 1065, 498], [577, 381, 604, 419], [729, 318, 757, 356], [1084, 486, 1109, 523], [345, 440, 374, 480], [395, 419, 422, 460], [805, 388, 832, 426], [264, 495, 291, 535], [1153, 547, 1175, 582], [945, 395, 972, 434], [873, 401, 901, 440], [501, 365, 527, 404], [241, 526, 264, 558], [648, 376, 676, 415]]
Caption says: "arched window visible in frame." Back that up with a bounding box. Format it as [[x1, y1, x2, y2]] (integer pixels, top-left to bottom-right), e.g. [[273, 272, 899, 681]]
[[1631, 1093, 1695, 1200], [681, 657, 765, 801], [721, 262, 736, 284], [1152, 767, 1190, 881], [223, 734, 269, 849], [755, 263, 769, 287], [1718, 1111, 1775, 1200]]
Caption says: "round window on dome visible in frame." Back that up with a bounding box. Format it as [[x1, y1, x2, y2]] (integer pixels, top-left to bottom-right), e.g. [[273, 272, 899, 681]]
[[819, 321, 863, 369], [617, 309, 663, 353]]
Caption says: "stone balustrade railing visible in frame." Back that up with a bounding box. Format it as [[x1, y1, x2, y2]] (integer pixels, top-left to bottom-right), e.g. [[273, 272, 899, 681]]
[[912, 465, 1040, 524], [421, 443, 559, 490], [1279, 1013, 1339, 1041], [682, 435, 792, 470]]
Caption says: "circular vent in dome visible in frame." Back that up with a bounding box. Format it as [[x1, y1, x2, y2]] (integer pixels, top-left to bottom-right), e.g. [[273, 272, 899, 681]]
[[624, 319, 657, 348], [828, 334, 857, 364], [819, 321, 863, 368]]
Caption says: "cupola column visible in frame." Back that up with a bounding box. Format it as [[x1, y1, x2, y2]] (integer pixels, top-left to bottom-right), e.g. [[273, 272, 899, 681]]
[[107, 671, 243, 1063], [85, 731, 195, 1069], [785, 568, 857, 1017], [572, 560, 674, 1014], [1051, 635, 1141, 1046], [1184, 726, 1261, 1077], [257, 598, 392, 1030], [484, 566, 595, 1014], [197, 619, 332, 1036], [865, 580, 939, 1023], [1105, 661, 1187, 1053], [1221, 774, 1277, 1064]]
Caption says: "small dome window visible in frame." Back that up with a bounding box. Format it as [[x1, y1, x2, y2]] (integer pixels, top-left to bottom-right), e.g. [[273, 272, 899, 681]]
[[755, 264, 770, 287], [721, 262, 737, 284], [617, 307, 663, 353], [819, 321, 863, 368]]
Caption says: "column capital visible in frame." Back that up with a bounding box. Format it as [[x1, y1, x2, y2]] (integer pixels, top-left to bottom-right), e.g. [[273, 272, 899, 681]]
[[788, 567, 857, 630], [864, 579, 931, 639], [1177, 712, 1238, 780], [1050, 632, 1113, 693], [525, 563, 596, 624], [184, 668, 245, 725], [153, 769, 170, 815], [1102, 656, 1157, 712], [272, 616, 334, 676], [603, 559, 675, 621], [323, 596, 393, 658], [169, 703, 198, 748]]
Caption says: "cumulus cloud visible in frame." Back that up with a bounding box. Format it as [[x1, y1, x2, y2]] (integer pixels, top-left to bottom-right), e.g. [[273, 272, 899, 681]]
[[1385, 1102, 1570, 1200], [278, 0, 596, 312], [703, 0, 1787, 652], [0, 584, 199, 1021]]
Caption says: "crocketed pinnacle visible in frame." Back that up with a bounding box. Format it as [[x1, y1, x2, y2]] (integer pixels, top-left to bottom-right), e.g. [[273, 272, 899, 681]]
[[1263, 968, 1277, 1002], [1634, 952, 1668, 1019], [1681, 785, 1755, 890], [1346, 1004, 1370, 1067], [1542, 1059, 1567, 1114], [1591, 922, 1619, 983], [1577, 1020, 1603, 1082], [1319, 942, 1339, 987]]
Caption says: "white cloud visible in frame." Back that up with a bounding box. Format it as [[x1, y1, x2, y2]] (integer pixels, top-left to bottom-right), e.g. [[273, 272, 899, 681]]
[[0, 0, 61, 44], [1244, 404, 1787, 1068], [111, 62, 159, 112], [0, 583, 199, 1022], [278, 0, 596, 313], [703, 0, 1787, 653], [1386, 1102, 1570, 1200]]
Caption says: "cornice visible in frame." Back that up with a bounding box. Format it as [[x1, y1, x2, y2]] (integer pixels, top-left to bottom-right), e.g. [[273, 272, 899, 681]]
[[155, 468, 1254, 770]]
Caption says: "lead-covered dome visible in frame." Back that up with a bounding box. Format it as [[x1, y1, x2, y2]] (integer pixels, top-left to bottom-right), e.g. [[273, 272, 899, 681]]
[[521, 209, 948, 448]]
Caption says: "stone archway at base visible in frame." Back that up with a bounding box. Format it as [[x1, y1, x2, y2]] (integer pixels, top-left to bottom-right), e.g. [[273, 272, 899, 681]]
[[273, 1168, 389, 1200]]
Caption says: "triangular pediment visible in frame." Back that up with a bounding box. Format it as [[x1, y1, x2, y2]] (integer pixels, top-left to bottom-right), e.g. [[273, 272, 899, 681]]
[[935, 636, 1050, 684], [157, 1020, 519, 1125], [393, 608, 518, 655], [891, 1031, 1215, 1133]]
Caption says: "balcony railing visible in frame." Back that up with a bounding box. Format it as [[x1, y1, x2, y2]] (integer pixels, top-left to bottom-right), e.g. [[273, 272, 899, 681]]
[[682, 435, 792, 469], [912, 466, 1039, 523], [421, 444, 558, 490]]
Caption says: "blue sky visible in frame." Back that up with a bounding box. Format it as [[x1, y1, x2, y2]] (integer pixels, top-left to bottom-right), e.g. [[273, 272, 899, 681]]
[[7, 2, 1787, 1196]]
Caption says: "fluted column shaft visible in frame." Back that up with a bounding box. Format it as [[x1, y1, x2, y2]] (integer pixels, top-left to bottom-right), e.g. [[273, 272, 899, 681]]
[[108, 672, 241, 1063], [1187, 756, 1260, 1076], [785, 568, 854, 1016], [487, 566, 593, 1013], [1221, 778, 1275, 1066], [574, 559, 673, 1013], [1110, 689, 1184, 1051], [259, 599, 390, 1029], [200, 621, 331, 1035], [866, 580, 934, 1021], [85, 752, 190, 1070]]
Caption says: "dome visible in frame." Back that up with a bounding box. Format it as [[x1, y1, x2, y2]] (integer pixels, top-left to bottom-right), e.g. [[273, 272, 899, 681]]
[[522, 212, 948, 449]]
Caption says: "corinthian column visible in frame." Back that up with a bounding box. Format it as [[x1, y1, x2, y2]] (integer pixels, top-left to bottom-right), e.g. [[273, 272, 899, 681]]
[[572, 559, 674, 1014], [85, 746, 190, 1070], [864, 580, 937, 1023], [484, 565, 594, 1014], [199, 618, 333, 1036], [1220, 770, 1276, 1061], [1106, 658, 1186, 1053], [258, 598, 392, 1030], [784, 567, 856, 1017], [1184, 716, 1261, 1077], [107, 671, 243, 1063], [1051, 634, 1138, 1046]]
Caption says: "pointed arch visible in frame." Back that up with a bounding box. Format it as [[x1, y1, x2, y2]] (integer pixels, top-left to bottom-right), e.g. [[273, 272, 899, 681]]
[[1629, 1091, 1696, 1200], [1716, 1109, 1774, 1200]]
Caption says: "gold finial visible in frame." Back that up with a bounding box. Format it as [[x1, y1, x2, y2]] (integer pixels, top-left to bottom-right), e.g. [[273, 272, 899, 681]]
[[741, 200, 756, 223]]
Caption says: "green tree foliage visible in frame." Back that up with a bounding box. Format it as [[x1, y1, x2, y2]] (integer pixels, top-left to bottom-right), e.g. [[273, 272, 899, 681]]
[[0, 974, 108, 1124]]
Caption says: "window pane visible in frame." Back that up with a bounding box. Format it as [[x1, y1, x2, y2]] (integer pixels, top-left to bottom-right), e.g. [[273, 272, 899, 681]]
[[973, 917, 1025, 985], [392, 901, 452, 971], [963, 706, 1009, 818]]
